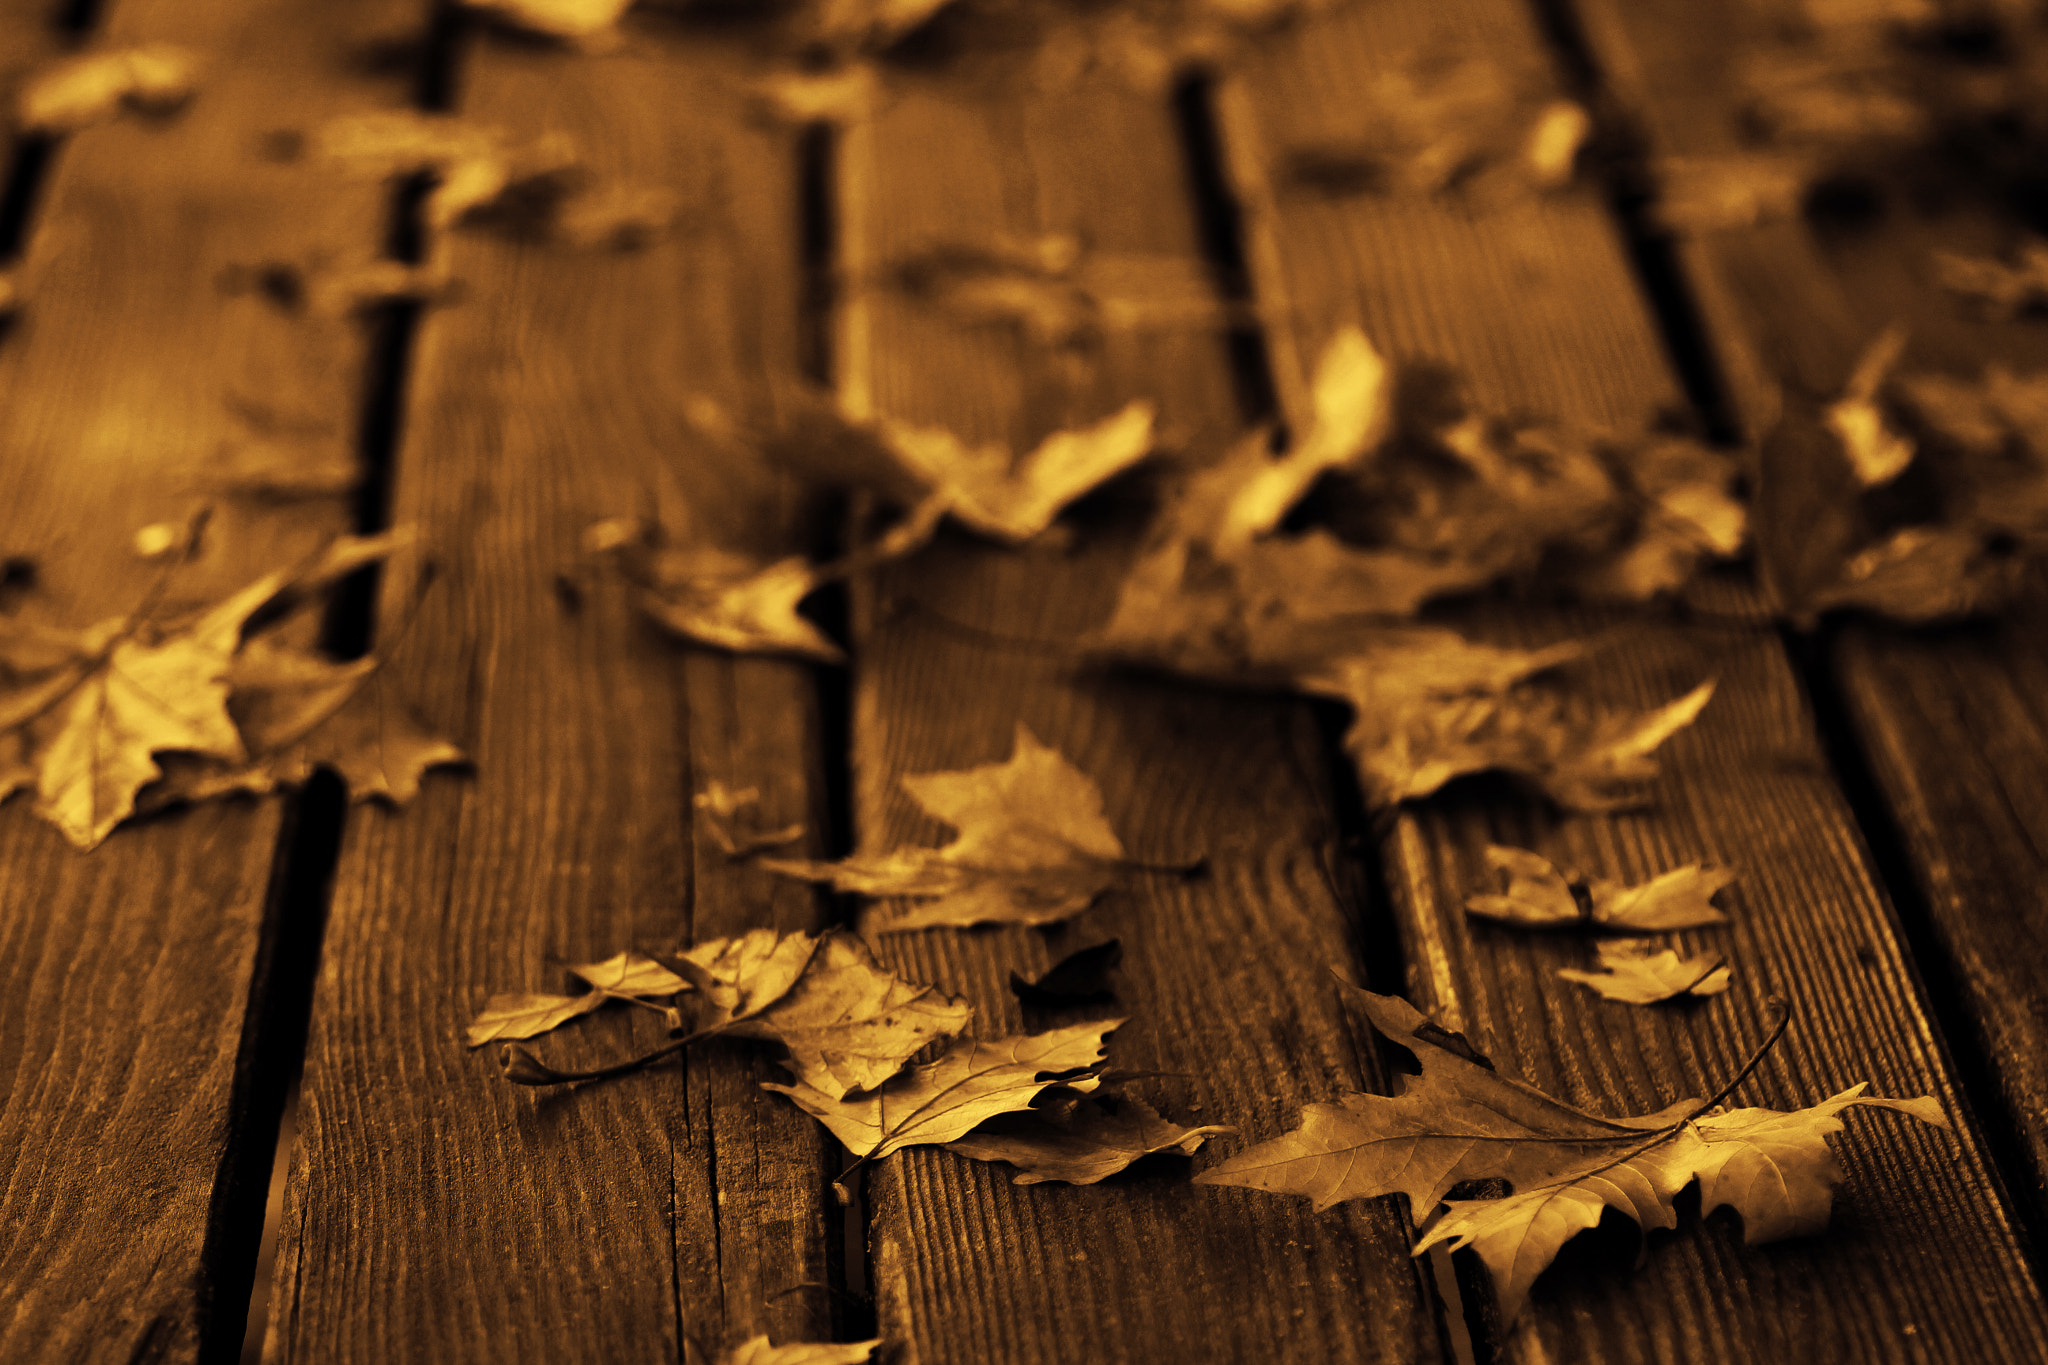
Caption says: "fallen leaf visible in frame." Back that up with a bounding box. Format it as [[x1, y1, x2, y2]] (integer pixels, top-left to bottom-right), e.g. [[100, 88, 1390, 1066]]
[[465, 990, 608, 1047], [490, 929, 971, 1097], [765, 724, 1138, 931], [1557, 939, 1733, 1004], [695, 779, 805, 856], [722, 1336, 880, 1365], [1825, 325, 1914, 487], [812, 0, 959, 51], [1200, 984, 1947, 1322], [1011, 938, 1122, 1006], [947, 1092, 1232, 1184], [691, 929, 974, 1099], [311, 112, 675, 246], [1299, 636, 1713, 810], [19, 46, 198, 134], [1935, 241, 2048, 320], [1464, 844, 1735, 932], [463, 0, 634, 42], [762, 1018, 1122, 1166], [588, 519, 844, 662], [879, 401, 1156, 544]]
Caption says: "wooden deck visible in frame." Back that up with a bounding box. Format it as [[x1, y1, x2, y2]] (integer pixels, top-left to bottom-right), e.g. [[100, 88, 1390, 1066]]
[[2, 1, 2047, 1362]]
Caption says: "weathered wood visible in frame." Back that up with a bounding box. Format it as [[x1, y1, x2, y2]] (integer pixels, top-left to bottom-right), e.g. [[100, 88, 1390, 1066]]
[[1572, 0, 2048, 1221], [0, 0, 418, 1358], [839, 66, 1441, 1365], [1221, 0, 2048, 1358], [267, 20, 839, 1365]]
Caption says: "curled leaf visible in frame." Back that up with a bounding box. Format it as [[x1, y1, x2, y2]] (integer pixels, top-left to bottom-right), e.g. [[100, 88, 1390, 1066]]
[[1557, 939, 1733, 1005], [1465, 844, 1734, 932], [947, 1092, 1232, 1184], [722, 1335, 880, 1365], [762, 1018, 1123, 1165]]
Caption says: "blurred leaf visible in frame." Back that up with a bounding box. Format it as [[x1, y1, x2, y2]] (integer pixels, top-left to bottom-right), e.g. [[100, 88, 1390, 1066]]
[[1557, 939, 1733, 1004]]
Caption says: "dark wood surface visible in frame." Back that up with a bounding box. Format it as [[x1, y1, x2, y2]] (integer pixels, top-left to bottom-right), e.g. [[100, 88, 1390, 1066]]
[[1571, 0, 2048, 1223], [1225, 0, 2048, 1359], [266, 18, 838, 1365], [4, 0, 2048, 1362], [839, 64, 1441, 1365], [0, 0, 413, 1358]]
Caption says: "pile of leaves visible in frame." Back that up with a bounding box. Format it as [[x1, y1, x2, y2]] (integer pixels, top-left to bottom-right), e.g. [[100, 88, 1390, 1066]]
[[1762, 326, 2048, 623], [468, 926, 1226, 1192], [0, 526, 461, 849], [1086, 328, 1736, 808], [1658, 0, 2048, 231], [1198, 982, 1946, 1322]]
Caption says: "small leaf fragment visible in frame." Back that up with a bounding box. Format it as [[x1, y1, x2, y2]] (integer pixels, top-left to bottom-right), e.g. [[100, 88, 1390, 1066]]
[[695, 779, 805, 856], [1557, 939, 1733, 1005], [947, 1092, 1233, 1184], [1825, 324, 1914, 488]]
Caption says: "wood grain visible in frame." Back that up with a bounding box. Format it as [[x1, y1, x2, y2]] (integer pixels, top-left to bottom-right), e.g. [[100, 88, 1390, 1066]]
[[266, 19, 840, 1365], [1572, 0, 2048, 1222], [839, 65, 1440, 1365], [1223, 0, 2048, 1358], [0, 0, 418, 1359]]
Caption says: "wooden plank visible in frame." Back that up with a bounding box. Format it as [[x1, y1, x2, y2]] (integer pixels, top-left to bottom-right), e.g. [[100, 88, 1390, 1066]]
[[1221, 0, 2048, 1359], [266, 21, 840, 1365], [840, 67, 1441, 1365], [0, 0, 420, 1359], [1570, 0, 2048, 1220]]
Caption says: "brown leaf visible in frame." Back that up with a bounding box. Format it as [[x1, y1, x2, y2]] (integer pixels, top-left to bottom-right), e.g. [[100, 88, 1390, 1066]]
[[762, 1018, 1122, 1164], [462, 0, 634, 43], [947, 1092, 1232, 1184], [1556, 939, 1733, 1005], [19, 46, 198, 134], [1465, 844, 1734, 932], [766, 724, 1137, 931], [694, 929, 973, 1099], [721, 1336, 880, 1365], [1201, 984, 1947, 1322]]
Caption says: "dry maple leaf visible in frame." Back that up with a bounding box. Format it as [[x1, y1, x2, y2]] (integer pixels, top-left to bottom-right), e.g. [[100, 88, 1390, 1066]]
[[946, 1091, 1232, 1184], [1199, 984, 1946, 1322], [587, 516, 847, 662], [0, 528, 457, 847], [493, 928, 971, 1097], [721, 1337, 880, 1365], [765, 724, 1147, 931], [1464, 844, 1734, 932], [1297, 633, 1714, 811], [878, 401, 1155, 544], [1557, 939, 1733, 1005], [684, 929, 974, 1099], [19, 45, 198, 134], [762, 1018, 1122, 1189]]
